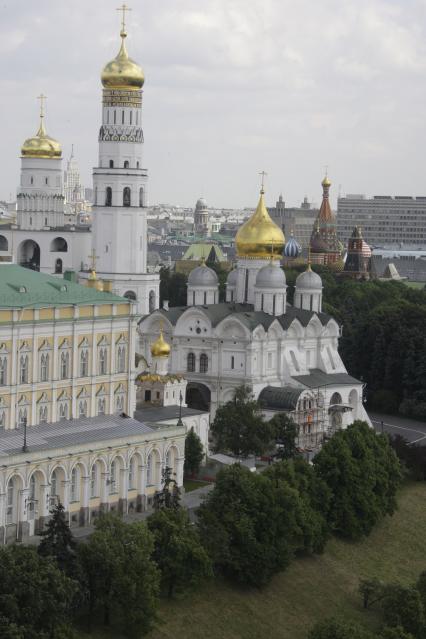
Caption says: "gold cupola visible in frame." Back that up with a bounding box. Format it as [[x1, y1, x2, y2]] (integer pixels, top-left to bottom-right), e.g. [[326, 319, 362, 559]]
[[21, 95, 62, 159], [150, 328, 171, 358], [101, 8, 144, 92], [235, 187, 285, 259]]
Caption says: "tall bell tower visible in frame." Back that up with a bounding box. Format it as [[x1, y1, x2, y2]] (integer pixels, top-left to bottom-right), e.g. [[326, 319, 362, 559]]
[[91, 5, 159, 314]]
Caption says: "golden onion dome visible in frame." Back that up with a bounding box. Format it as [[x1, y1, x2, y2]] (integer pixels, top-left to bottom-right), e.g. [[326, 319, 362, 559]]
[[322, 175, 331, 188], [235, 189, 285, 259], [101, 29, 144, 91], [21, 117, 62, 159], [150, 328, 171, 358]]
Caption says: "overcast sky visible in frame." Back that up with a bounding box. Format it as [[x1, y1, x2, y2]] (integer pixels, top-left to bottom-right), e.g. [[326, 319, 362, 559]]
[[1, 0, 426, 208]]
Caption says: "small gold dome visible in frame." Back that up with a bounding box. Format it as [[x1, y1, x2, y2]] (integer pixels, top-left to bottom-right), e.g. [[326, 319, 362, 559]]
[[21, 118, 62, 159], [236, 190, 285, 259], [151, 329, 171, 358], [101, 30, 144, 91], [322, 175, 331, 188]]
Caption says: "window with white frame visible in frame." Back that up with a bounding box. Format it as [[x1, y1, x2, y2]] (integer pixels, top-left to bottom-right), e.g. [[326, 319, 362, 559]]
[[115, 393, 124, 412], [90, 464, 97, 498], [116, 345, 126, 373], [70, 468, 78, 501], [18, 407, 27, 429], [39, 405, 48, 423], [98, 397, 106, 415], [60, 352, 69, 379], [80, 349, 89, 377], [109, 460, 117, 494], [59, 402, 68, 420], [0, 356, 7, 385], [79, 400, 87, 418], [99, 347, 107, 375], [20, 355, 29, 384], [40, 353, 49, 382]]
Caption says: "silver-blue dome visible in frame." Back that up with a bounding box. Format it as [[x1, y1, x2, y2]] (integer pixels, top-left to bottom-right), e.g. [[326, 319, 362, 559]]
[[255, 263, 286, 289], [284, 235, 302, 258], [295, 267, 322, 290], [188, 263, 218, 287], [226, 269, 238, 287]]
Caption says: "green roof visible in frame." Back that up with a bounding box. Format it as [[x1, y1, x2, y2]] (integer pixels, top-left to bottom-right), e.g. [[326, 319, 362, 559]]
[[182, 243, 226, 262], [0, 265, 128, 309]]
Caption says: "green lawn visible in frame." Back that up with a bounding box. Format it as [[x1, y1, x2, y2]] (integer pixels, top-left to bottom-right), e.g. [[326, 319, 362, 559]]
[[78, 482, 426, 639], [183, 479, 210, 493], [404, 281, 425, 289]]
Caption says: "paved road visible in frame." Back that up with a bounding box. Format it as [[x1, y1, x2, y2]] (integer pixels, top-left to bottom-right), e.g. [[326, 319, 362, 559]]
[[370, 412, 426, 445]]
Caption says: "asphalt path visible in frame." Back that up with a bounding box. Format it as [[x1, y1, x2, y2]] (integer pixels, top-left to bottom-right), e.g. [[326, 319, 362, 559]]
[[370, 412, 426, 446]]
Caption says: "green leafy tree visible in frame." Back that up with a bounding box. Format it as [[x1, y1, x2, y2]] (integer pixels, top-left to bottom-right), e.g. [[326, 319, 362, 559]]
[[184, 427, 204, 476], [153, 465, 181, 511], [78, 515, 160, 637], [313, 421, 402, 539], [308, 617, 374, 639], [211, 385, 273, 457], [269, 413, 300, 459], [198, 463, 320, 587], [159, 267, 188, 307], [0, 545, 77, 639], [416, 570, 426, 611], [147, 508, 212, 598], [381, 585, 425, 638], [38, 502, 76, 574], [358, 578, 387, 609], [379, 627, 415, 639]]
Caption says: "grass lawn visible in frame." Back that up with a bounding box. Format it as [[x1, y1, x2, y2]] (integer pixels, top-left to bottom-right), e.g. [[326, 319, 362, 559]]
[[77, 481, 426, 639], [404, 281, 425, 289], [183, 479, 210, 492]]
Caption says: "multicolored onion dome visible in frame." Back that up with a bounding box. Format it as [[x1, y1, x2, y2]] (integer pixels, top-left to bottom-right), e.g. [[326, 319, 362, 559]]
[[284, 233, 302, 258]]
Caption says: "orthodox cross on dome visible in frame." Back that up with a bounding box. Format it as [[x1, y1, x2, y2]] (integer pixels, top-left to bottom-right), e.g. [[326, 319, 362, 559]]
[[88, 248, 99, 272], [117, 3, 131, 33], [259, 170, 267, 194], [37, 93, 47, 119], [324, 164, 328, 178]]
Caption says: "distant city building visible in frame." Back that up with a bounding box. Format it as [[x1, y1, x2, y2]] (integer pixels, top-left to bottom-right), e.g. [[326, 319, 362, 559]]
[[193, 197, 210, 237], [64, 146, 83, 204], [337, 195, 426, 247], [371, 246, 426, 282], [269, 194, 318, 252], [343, 227, 372, 279]]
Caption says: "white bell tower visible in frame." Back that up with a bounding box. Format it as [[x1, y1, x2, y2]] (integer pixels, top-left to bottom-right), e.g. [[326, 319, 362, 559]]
[[91, 5, 159, 314]]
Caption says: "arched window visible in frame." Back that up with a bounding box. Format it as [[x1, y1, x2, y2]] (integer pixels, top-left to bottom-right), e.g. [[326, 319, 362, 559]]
[[98, 398, 106, 415], [130, 111, 133, 125], [70, 468, 78, 502], [28, 475, 36, 520], [0, 235, 8, 251], [18, 408, 27, 428], [39, 405, 48, 423], [51, 470, 57, 500], [146, 454, 152, 485], [187, 352, 195, 372], [231, 355, 235, 370], [109, 460, 117, 494], [124, 160, 129, 168], [116, 394, 124, 412], [55, 258, 63, 274], [114, 110, 116, 124], [203, 292, 207, 305], [122, 110, 125, 124], [99, 347, 107, 375], [116, 346, 126, 373], [200, 353, 208, 373], [79, 400, 87, 418], [90, 464, 98, 498], [80, 350, 89, 377], [123, 187, 131, 207], [139, 187, 144, 207], [40, 353, 49, 382], [124, 290, 136, 301], [109, 160, 114, 168], [30, 176, 34, 185], [136, 161, 140, 169], [20, 355, 29, 384], [0, 356, 7, 385], [6, 478, 15, 524], [105, 187, 112, 207], [60, 352, 69, 379], [59, 402, 68, 420]]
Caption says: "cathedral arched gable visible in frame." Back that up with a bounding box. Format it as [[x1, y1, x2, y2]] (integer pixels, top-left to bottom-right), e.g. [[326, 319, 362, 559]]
[[215, 317, 250, 340], [306, 316, 323, 338], [139, 313, 173, 336], [175, 308, 212, 336], [252, 325, 266, 341], [70, 459, 89, 477], [285, 319, 304, 340], [323, 319, 340, 338], [267, 319, 284, 340]]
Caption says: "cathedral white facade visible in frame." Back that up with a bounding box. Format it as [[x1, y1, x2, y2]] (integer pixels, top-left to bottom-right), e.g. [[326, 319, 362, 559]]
[[139, 188, 371, 449]]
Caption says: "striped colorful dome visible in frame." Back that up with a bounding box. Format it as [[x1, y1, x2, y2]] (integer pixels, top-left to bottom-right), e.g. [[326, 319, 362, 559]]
[[284, 233, 302, 258]]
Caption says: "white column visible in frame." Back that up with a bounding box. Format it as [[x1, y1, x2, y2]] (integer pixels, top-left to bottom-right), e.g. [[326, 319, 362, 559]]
[[176, 456, 184, 487]]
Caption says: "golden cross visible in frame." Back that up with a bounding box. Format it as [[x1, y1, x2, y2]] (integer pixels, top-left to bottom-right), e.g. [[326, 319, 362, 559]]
[[324, 164, 329, 178], [117, 3, 131, 32], [88, 249, 99, 271], [37, 94, 47, 118], [259, 170, 267, 193]]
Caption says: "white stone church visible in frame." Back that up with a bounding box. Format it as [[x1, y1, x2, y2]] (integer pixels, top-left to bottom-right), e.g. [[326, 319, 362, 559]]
[[139, 188, 371, 451]]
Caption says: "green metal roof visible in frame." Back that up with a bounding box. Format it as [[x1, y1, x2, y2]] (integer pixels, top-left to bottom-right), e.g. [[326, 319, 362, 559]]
[[0, 265, 128, 309], [182, 243, 226, 261], [258, 386, 303, 410]]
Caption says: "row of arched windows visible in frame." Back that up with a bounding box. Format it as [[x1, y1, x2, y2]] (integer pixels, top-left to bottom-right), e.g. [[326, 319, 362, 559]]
[[187, 352, 208, 373], [104, 187, 144, 208], [108, 160, 140, 169]]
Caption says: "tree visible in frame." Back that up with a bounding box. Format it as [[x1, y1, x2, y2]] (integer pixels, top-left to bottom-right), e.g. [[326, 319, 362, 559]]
[[147, 508, 212, 598], [78, 515, 160, 637], [38, 502, 76, 574], [211, 385, 273, 457], [184, 427, 204, 476], [153, 465, 181, 511], [159, 267, 188, 307], [197, 463, 320, 587], [358, 578, 387, 609], [0, 545, 77, 639], [308, 618, 374, 639], [416, 570, 426, 611], [313, 421, 402, 539], [381, 585, 425, 638], [379, 627, 415, 639], [269, 413, 300, 460]]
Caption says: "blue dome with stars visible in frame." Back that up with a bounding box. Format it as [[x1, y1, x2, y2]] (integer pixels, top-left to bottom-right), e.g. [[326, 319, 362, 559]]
[[284, 233, 302, 258]]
